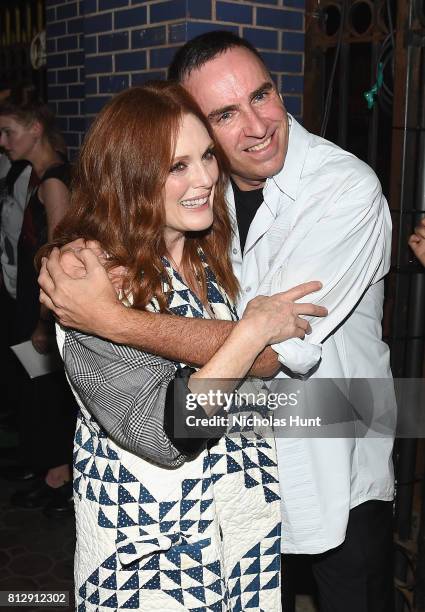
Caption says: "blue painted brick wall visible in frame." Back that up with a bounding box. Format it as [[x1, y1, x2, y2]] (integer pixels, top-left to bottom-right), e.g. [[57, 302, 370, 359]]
[[46, 0, 305, 158], [46, 0, 85, 159]]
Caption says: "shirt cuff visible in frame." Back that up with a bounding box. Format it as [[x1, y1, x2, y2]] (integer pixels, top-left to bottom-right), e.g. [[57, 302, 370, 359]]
[[271, 338, 322, 376], [163, 367, 225, 457]]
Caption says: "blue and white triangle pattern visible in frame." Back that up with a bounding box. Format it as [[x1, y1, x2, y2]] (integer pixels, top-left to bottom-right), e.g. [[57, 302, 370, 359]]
[[207, 434, 280, 505], [73, 417, 218, 535], [227, 523, 281, 611], [162, 255, 238, 322], [76, 538, 227, 610], [74, 417, 228, 609], [72, 254, 281, 610]]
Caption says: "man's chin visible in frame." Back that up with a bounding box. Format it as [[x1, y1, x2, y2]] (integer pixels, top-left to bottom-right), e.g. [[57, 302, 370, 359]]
[[253, 158, 285, 180]]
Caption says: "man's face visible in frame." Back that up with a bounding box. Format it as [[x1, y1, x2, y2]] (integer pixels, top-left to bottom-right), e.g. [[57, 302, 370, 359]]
[[183, 47, 288, 191]]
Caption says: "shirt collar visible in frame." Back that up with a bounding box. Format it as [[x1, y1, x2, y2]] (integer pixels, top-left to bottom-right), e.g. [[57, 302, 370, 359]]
[[264, 114, 312, 202]]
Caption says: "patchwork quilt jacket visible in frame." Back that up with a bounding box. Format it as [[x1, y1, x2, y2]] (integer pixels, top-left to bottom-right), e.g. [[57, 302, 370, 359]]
[[57, 258, 282, 611]]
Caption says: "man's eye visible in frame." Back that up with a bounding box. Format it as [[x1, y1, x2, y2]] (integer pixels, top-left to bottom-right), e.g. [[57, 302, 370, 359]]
[[217, 112, 232, 123], [170, 162, 186, 173], [254, 90, 268, 102]]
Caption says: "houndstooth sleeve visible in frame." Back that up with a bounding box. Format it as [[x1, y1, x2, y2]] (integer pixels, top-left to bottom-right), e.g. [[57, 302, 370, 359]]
[[63, 329, 186, 468]]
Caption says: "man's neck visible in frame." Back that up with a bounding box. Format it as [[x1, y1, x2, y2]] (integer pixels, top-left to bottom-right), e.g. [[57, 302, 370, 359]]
[[231, 174, 266, 192]]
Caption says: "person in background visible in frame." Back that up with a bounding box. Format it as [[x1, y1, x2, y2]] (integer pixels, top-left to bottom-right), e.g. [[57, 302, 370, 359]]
[[0, 82, 31, 435], [409, 218, 425, 266], [0, 100, 76, 517]]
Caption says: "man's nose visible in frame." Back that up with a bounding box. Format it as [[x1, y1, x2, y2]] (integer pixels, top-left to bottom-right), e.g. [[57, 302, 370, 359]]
[[243, 107, 268, 139]]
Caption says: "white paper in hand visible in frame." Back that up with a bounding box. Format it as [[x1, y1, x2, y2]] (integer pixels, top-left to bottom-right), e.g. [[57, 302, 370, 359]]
[[11, 340, 63, 379]]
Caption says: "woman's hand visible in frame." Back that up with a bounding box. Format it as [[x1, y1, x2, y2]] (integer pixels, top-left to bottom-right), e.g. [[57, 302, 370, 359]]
[[240, 281, 327, 348], [31, 319, 55, 354], [409, 218, 425, 267], [189, 281, 327, 391]]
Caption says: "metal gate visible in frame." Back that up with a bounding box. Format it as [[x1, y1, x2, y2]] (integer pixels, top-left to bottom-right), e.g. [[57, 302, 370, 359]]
[[0, 0, 46, 99], [304, 1, 425, 609]]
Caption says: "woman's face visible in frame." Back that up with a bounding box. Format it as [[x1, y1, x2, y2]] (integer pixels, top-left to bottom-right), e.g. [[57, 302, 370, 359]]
[[0, 115, 37, 161], [163, 113, 219, 250]]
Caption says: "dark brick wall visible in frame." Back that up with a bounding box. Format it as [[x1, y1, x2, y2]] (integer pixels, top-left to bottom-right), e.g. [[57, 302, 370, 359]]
[[46, 0, 305, 158]]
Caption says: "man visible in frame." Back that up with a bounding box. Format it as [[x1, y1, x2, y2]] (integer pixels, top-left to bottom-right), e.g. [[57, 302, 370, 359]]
[[39, 32, 394, 611]]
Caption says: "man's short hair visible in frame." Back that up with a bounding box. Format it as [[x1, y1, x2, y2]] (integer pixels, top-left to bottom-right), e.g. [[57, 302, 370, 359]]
[[168, 30, 269, 82]]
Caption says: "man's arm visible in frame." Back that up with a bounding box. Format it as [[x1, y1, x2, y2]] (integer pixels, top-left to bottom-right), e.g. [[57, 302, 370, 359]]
[[39, 248, 325, 377]]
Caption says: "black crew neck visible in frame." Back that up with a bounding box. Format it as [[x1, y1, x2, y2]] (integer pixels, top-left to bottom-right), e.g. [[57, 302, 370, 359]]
[[231, 178, 264, 254]]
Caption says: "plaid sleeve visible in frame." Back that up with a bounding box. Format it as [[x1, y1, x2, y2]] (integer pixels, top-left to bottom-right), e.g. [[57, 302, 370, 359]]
[[64, 330, 186, 468]]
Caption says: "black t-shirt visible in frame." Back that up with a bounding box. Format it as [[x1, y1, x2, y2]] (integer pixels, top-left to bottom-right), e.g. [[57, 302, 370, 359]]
[[231, 178, 264, 254]]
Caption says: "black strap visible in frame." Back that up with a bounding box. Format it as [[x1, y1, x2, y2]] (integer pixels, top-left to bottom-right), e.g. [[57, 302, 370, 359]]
[[5, 160, 29, 195]]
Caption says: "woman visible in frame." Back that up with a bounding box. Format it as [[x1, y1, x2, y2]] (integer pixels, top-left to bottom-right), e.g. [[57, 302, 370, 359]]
[[46, 82, 321, 611], [0, 101, 75, 515]]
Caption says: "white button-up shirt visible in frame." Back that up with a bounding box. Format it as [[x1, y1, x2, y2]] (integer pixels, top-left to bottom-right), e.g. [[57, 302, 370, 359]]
[[228, 116, 394, 554]]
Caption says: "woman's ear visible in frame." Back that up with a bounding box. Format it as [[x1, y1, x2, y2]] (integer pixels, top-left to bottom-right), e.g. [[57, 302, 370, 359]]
[[30, 119, 43, 140]]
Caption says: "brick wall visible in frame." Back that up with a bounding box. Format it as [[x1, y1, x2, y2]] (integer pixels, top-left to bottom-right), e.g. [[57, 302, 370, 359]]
[[46, 0, 85, 158], [46, 0, 305, 158]]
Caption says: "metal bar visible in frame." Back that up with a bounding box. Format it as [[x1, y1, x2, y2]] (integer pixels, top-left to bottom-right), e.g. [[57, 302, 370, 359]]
[[368, 41, 380, 170], [415, 470, 425, 609], [391, 0, 425, 608], [413, 39, 425, 612], [337, 42, 349, 148]]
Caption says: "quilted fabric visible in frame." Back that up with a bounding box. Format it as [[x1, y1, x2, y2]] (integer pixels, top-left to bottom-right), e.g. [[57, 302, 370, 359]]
[[63, 256, 282, 611]]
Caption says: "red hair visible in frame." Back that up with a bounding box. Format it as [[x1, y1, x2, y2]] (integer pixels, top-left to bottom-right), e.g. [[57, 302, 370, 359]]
[[47, 82, 239, 310]]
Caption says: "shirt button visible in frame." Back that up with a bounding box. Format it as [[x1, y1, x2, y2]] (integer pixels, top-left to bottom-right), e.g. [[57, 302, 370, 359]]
[[245, 286, 251, 293], [232, 248, 238, 255]]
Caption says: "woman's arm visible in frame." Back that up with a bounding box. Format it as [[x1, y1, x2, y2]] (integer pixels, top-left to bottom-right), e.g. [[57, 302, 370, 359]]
[[164, 289, 321, 453], [38, 178, 70, 241], [62, 327, 186, 468], [61, 284, 325, 467], [31, 178, 70, 353]]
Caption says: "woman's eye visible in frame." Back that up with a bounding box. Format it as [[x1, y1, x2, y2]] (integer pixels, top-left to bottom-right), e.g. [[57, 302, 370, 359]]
[[203, 148, 215, 161], [170, 162, 186, 173]]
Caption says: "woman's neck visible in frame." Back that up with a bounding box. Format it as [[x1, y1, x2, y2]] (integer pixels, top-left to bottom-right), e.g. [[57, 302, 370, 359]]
[[164, 231, 185, 269], [29, 142, 62, 178]]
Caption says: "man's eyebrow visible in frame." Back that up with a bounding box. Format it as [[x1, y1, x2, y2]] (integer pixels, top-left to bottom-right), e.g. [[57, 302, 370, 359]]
[[207, 82, 275, 121], [250, 81, 274, 102], [207, 104, 238, 121]]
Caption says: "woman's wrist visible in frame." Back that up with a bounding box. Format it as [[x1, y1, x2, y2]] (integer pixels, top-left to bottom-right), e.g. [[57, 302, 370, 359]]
[[233, 318, 268, 354]]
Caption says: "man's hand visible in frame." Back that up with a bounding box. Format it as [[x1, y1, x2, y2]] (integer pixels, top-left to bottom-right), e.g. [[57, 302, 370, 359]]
[[38, 247, 123, 334], [59, 238, 127, 291], [409, 218, 425, 267], [59, 238, 102, 278]]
